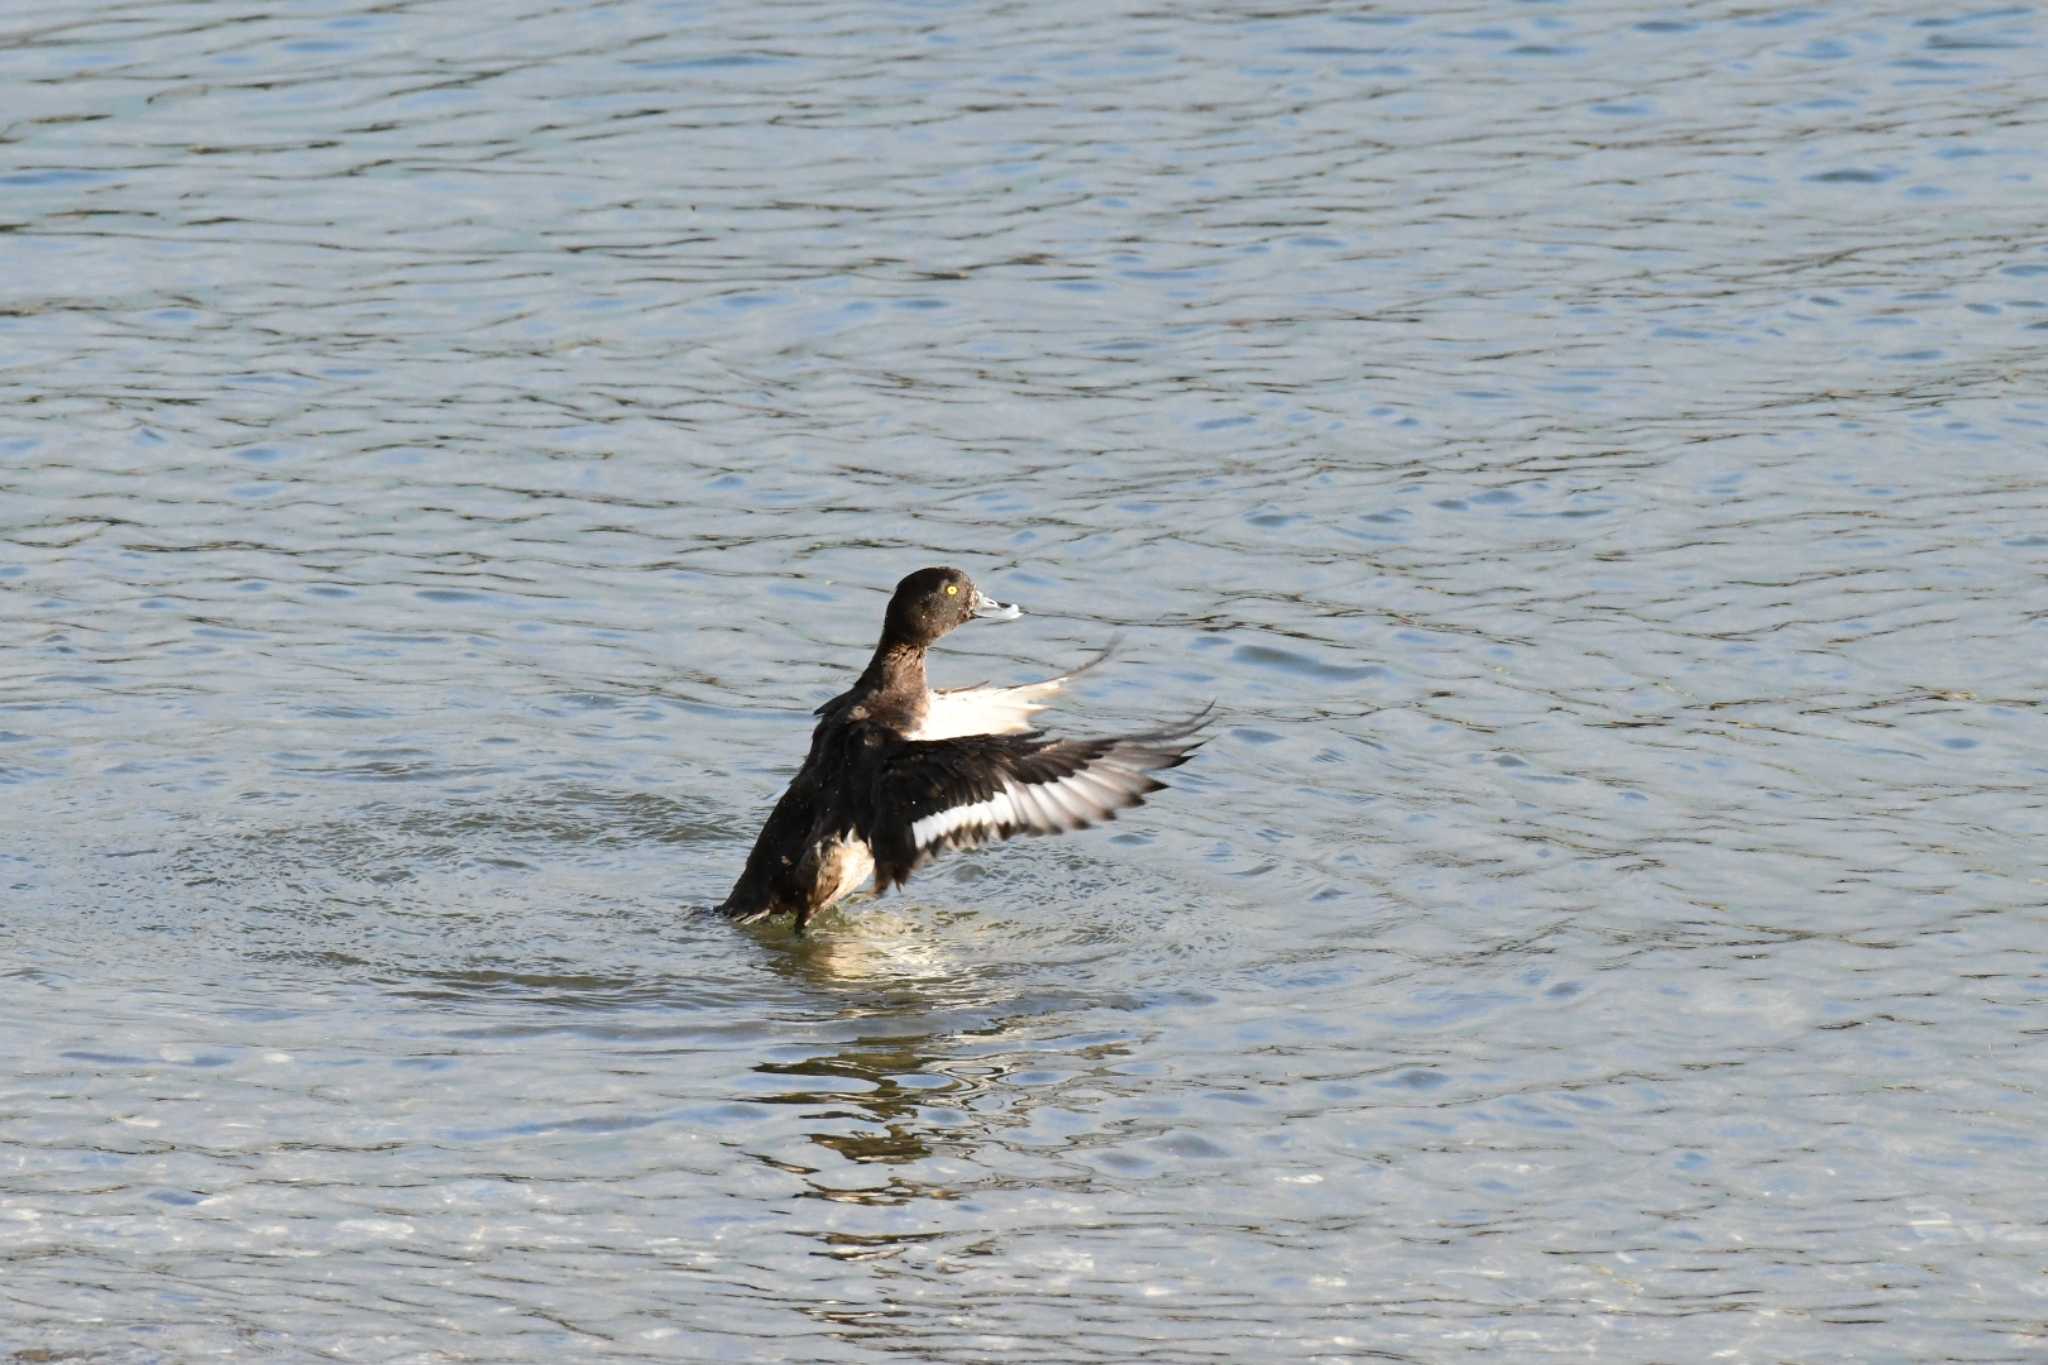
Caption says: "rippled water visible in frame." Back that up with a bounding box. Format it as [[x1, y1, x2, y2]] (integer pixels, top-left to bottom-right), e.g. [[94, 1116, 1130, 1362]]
[[5, 1, 2046, 1360]]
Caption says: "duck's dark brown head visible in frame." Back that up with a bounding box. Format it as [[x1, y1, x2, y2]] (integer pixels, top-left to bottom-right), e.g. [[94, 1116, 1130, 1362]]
[[881, 566, 1021, 648]]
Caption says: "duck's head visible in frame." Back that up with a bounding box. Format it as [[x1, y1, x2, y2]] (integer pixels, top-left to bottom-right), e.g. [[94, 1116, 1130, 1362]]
[[883, 566, 1021, 647]]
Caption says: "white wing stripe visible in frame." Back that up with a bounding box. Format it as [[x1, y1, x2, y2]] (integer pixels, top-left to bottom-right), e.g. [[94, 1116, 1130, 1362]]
[[1030, 783, 1075, 826], [1040, 780, 1095, 826], [910, 788, 1014, 848], [908, 684, 1060, 742], [1022, 782, 1074, 831], [910, 759, 1174, 852], [1074, 768, 1137, 799]]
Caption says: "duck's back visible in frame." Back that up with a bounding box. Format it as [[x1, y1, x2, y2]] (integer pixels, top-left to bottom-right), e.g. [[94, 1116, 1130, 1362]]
[[717, 711, 879, 923]]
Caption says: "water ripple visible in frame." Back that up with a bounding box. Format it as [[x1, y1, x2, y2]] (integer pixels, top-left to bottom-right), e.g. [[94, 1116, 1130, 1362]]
[[3, 1, 2045, 1361]]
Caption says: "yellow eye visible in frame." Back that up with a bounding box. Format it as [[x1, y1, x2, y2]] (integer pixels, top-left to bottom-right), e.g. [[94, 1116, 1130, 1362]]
[[945, 584, 958, 596]]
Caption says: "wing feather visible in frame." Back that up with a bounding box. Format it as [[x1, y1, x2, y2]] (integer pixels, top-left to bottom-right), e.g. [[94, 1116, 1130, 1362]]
[[865, 707, 1209, 892], [908, 642, 1121, 741]]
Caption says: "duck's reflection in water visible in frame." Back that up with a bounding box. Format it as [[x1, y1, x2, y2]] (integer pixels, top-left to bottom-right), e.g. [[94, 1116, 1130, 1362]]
[[747, 903, 1044, 1192]]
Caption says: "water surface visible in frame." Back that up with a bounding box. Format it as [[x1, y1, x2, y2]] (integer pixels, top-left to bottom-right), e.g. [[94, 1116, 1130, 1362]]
[[4, 1, 2046, 1360]]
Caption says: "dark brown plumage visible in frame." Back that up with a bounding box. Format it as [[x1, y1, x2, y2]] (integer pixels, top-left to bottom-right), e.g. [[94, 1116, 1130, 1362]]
[[717, 567, 1208, 933]]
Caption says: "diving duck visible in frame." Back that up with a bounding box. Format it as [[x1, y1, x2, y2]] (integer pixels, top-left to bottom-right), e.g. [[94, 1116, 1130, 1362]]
[[718, 566, 1207, 932]]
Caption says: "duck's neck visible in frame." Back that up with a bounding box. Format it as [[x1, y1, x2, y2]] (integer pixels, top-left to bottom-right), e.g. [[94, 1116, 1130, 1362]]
[[859, 639, 927, 696]]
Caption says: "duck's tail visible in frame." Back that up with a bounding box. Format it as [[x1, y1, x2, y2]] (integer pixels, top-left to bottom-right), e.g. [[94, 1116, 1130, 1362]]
[[721, 904, 775, 926], [715, 883, 776, 925]]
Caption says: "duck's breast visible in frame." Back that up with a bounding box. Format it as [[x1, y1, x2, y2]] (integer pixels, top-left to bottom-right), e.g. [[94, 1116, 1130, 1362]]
[[807, 833, 876, 911]]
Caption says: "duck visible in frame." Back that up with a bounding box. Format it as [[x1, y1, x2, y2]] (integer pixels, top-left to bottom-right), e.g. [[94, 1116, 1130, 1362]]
[[718, 566, 1209, 933]]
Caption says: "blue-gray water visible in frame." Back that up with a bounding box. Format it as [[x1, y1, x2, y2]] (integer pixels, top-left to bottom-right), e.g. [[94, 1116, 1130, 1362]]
[[4, 2, 2046, 1360]]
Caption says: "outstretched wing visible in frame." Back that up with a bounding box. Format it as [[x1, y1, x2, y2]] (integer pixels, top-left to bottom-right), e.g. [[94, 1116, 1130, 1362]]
[[910, 641, 1120, 741], [864, 708, 1209, 892]]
